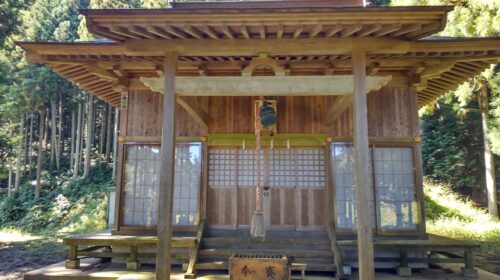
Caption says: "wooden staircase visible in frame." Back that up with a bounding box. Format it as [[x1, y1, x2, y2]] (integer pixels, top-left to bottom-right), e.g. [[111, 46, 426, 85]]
[[195, 230, 337, 272]]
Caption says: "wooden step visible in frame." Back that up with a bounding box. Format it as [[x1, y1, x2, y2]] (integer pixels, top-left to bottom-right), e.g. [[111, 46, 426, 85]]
[[195, 261, 229, 270], [195, 261, 337, 272], [199, 248, 333, 258], [206, 229, 329, 240], [201, 243, 330, 251], [202, 237, 330, 246]]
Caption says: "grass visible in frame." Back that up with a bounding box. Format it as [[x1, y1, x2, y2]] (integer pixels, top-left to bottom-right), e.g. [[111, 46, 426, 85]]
[[0, 227, 40, 243], [424, 179, 500, 258]]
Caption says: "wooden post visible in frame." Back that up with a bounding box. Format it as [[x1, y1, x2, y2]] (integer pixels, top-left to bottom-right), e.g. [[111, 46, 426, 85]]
[[155, 52, 178, 280], [112, 107, 119, 179], [352, 48, 375, 280]]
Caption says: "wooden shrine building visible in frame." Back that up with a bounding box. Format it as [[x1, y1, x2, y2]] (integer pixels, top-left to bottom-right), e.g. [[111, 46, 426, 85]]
[[19, 1, 500, 279]]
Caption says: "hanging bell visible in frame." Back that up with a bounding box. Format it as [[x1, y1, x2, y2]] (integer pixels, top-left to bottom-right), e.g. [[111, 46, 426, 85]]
[[260, 101, 277, 127]]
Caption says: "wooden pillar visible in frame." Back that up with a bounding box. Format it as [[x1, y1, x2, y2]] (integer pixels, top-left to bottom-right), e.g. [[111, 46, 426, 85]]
[[352, 48, 375, 280], [155, 52, 178, 280]]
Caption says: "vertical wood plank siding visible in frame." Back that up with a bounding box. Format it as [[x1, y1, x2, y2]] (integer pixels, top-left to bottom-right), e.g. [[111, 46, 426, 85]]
[[123, 88, 414, 138], [125, 90, 207, 137], [207, 89, 414, 137]]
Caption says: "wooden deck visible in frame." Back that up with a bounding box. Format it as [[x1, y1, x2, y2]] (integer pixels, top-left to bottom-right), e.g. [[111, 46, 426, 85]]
[[338, 234, 480, 277], [62, 230, 197, 271], [57, 229, 481, 279]]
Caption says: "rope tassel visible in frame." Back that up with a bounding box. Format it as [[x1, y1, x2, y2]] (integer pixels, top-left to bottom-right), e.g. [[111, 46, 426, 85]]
[[251, 98, 266, 240]]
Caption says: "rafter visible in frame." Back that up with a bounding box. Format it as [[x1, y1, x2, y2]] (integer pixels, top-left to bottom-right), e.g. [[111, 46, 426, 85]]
[[293, 25, 304, 38], [239, 25, 250, 39], [309, 24, 323, 38], [340, 24, 362, 38]]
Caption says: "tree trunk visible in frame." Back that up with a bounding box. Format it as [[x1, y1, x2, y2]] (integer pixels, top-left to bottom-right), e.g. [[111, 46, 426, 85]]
[[58, 95, 64, 159], [84, 95, 94, 178], [7, 165, 13, 198], [99, 104, 106, 156], [22, 114, 29, 175], [50, 100, 60, 170], [14, 115, 24, 192], [79, 100, 85, 168], [73, 103, 83, 179], [35, 108, 45, 201], [112, 108, 119, 179], [44, 106, 49, 147], [105, 104, 113, 161], [70, 109, 76, 169], [478, 86, 498, 217], [28, 114, 34, 173]]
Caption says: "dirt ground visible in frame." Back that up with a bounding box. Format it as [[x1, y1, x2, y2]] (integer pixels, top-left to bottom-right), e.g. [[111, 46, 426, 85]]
[[0, 237, 66, 280]]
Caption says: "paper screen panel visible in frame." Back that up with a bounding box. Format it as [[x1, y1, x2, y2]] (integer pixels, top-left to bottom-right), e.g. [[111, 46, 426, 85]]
[[208, 149, 237, 187], [123, 145, 161, 226], [374, 147, 418, 230], [173, 143, 202, 226], [296, 149, 325, 188], [269, 149, 296, 188], [332, 144, 375, 229]]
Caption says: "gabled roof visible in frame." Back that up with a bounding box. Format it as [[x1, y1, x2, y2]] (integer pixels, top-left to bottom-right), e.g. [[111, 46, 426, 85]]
[[16, 3, 499, 108], [81, 5, 452, 42]]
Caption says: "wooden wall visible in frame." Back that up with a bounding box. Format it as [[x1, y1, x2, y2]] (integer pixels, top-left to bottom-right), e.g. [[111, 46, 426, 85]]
[[122, 86, 416, 139], [123, 90, 207, 137], [207, 86, 416, 138]]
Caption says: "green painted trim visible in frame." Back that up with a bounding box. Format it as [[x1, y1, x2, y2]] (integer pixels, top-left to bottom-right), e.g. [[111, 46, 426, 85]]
[[207, 134, 327, 147]]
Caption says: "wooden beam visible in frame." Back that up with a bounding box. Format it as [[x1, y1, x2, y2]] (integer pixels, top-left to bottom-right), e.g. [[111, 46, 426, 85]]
[[421, 61, 455, 78], [390, 23, 422, 37], [324, 95, 353, 126], [277, 24, 284, 39], [164, 26, 189, 39], [357, 24, 382, 37], [201, 26, 219, 40], [340, 24, 362, 37], [240, 25, 250, 39], [85, 65, 119, 83], [373, 24, 401, 37], [139, 75, 392, 96], [259, 24, 266, 39], [177, 96, 208, 128], [155, 52, 178, 280], [146, 26, 174, 39], [325, 24, 342, 37], [183, 25, 204, 39], [221, 25, 234, 39], [309, 24, 323, 38], [124, 37, 410, 56], [108, 26, 142, 40], [367, 62, 380, 75], [129, 26, 156, 39], [352, 48, 375, 280], [293, 25, 304, 38]]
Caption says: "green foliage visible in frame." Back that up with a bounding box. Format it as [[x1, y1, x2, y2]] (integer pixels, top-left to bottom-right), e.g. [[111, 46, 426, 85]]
[[421, 96, 485, 191], [0, 165, 113, 234], [0, 0, 32, 48], [424, 179, 500, 256]]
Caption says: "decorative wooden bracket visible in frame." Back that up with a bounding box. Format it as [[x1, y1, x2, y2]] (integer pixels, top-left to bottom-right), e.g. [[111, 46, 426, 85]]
[[241, 53, 286, 76]]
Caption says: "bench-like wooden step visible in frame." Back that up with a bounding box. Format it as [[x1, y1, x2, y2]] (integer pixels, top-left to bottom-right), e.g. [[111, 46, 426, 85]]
[[202, 237, 330, 246], [195, 261, 337, 272], [199, 248, 333, 258]]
